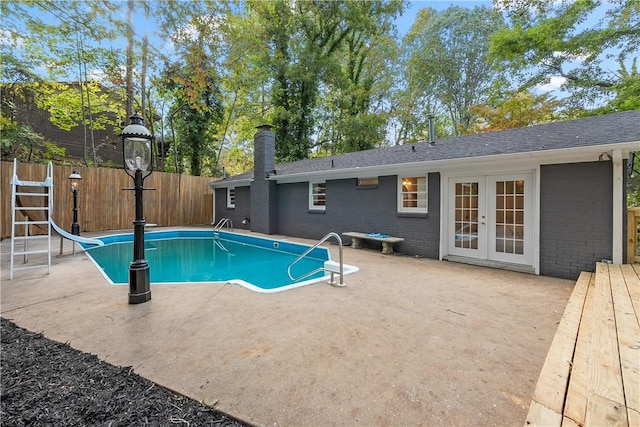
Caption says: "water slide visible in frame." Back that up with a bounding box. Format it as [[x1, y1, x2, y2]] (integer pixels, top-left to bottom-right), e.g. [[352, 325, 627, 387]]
[[15, 191, 103, 247], [50, 218, 104, 246]]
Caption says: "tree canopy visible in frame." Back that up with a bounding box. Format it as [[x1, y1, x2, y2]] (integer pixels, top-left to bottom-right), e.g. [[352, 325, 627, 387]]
[[490, 0, 640, 110], [1, 0, 637, 175]]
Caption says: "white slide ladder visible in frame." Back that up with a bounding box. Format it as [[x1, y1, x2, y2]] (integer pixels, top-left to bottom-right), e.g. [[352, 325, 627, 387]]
[[10, 159, 104, 280], [10, 159, 53, 279]]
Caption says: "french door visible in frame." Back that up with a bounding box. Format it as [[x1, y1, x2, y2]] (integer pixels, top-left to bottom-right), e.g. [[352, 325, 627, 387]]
[[448, 174, 534, 266]]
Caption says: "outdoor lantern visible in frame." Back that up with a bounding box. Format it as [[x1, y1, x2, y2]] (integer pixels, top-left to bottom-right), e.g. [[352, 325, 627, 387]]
[[68, 170, 82, 236], [122, 113, 153, 172], [120, 113, 154, 304]]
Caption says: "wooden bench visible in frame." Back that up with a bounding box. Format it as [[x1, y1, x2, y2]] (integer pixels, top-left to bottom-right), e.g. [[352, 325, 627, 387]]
[[342, 232, 404, 254], [525, 262, 640, 426]]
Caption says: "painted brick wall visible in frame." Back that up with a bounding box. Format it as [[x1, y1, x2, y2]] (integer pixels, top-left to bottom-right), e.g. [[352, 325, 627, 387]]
[[214, 186, 251, 230], [250, 179, 277, 234], [540, 161, 613, 279], [275, 174, 441, 258]]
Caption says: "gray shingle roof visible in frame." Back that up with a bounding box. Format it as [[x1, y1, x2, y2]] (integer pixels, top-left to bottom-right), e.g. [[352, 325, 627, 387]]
[[217, 110, 640, 184]]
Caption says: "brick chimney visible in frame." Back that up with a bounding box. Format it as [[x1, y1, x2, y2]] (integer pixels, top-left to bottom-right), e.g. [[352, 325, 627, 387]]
[[250, 125, 277, 234]]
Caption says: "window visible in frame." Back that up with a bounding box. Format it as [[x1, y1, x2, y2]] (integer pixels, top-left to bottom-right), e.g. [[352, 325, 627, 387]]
[[309, 181, 326, 210], [398, 176, 428, 213], [227, 187, 235, 208]]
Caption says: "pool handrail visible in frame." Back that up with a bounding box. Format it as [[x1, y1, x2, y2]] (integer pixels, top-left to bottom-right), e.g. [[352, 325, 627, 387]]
[[213, 217, 233, 232], [287, 232, 345, 287]]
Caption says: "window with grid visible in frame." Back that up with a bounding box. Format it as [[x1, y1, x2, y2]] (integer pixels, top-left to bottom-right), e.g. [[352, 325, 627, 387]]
[[227, 187, 235, 208], [309, 182, 326, 210], [398, 176, 428, 213]]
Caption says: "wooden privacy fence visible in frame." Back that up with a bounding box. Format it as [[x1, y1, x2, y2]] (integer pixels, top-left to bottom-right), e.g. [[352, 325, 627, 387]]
[[628, 207, 640, 264], [2, 161, 214, 238]]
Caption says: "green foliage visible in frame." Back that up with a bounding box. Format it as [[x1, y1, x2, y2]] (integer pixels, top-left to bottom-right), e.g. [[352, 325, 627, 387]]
[[628, 175, 640, 208], [158, 41, 224, 176], [33, 82, 121, 132], [238, 0, 404, 162], [401, 6, 506, 136], [0, 117, 66, 163], [490, 0, 640, 108], [3, 0, 635, 175], [611, 58, 640, 111], [469, 91, 561, 132]]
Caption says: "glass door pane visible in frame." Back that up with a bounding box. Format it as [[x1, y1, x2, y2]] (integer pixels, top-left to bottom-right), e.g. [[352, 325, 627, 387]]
[[454, 182, 479, 249], [494, 180, 524, 255]]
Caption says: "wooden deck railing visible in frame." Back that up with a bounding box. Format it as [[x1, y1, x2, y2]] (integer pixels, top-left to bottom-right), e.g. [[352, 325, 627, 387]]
[[628, 207, 640, 264], [525, 262, 640, 426]]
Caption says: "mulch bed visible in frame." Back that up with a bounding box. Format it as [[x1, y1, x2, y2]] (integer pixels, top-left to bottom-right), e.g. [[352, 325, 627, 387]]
[[1, 318, 251, 426]]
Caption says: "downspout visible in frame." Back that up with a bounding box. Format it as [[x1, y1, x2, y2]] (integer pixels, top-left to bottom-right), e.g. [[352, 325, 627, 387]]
[[612, 149, 623, 264]]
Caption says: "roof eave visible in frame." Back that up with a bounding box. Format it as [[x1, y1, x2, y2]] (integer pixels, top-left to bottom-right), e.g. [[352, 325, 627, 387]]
[[270, 141, 640, 184], [209, 178, 253, 189]]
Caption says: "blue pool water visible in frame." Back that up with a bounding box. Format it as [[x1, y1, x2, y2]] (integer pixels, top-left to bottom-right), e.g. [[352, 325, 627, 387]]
[[81, 230, 354, 292]]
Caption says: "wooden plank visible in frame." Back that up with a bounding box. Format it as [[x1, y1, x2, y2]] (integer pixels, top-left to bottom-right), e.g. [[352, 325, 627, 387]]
[[610, 265, 640, 414], [564, 272, 596, 424], [624, 265, 640, 320], [583, 263, 627, 425], [561, 415, 581, 427], [525, 400, 562, 426], [627, 407, 640, 427], [585, 394, 628, 426], [529, 272, 591, 417]]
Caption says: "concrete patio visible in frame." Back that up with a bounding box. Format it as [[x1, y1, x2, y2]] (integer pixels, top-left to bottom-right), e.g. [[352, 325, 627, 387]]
[[1, 229, 574, 426]]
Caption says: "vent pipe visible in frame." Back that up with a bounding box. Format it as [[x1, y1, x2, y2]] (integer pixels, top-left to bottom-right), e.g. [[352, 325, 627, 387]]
[[427, 114, 435, 144]]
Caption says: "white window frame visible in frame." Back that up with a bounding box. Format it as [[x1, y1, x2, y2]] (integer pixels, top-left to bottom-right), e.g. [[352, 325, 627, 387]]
[[227, 187, 235, 208], [397, 175, 428, 213], [309, 181, 326, 211]]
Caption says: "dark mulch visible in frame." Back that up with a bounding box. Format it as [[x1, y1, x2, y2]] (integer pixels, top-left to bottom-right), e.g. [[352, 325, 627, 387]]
[[1, 317, 251, 426]]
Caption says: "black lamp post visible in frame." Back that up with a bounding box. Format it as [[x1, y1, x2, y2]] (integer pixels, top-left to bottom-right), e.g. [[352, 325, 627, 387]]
[[121, 113, 154, 304], [68, 170, 81, 235]]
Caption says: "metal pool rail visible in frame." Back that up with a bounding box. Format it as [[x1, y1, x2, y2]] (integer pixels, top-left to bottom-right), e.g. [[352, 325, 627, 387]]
[[288, 232, 345, 287]]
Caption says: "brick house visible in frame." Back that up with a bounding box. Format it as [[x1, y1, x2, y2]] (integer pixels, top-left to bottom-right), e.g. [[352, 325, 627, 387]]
[[1, 82, 123, 166], [211, 110, 640, 280]]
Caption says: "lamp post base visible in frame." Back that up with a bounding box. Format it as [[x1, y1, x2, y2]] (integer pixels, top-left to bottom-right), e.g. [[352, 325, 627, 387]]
[[128, 261, 151, 304]]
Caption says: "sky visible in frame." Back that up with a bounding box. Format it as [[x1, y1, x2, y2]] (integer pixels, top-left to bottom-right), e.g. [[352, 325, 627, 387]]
[[394, 0, 494, 36]]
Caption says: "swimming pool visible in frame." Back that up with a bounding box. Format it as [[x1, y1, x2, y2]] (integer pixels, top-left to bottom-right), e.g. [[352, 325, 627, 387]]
[[81, 230, 358, 292]]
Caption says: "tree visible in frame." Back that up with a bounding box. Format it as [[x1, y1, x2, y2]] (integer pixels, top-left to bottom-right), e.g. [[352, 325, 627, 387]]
[[610, 58, 640, 111], [402, 6, 506, 136], [244, 0, 404, 161], [469, 91, 561, 132], [320, 0, 404, 153], [490, 0, 640, 109], [1, 0, 125, 166]]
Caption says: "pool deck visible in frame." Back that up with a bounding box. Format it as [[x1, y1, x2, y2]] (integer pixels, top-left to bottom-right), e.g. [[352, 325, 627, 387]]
[[1, 227, 574, 426]]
